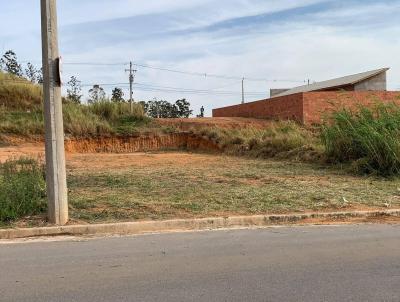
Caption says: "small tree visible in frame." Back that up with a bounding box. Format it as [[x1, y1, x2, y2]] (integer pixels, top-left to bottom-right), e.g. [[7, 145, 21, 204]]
[[88, 84, 106, 103], [111, 87, 124, 102], [175, 99, 192, 118], [25, 62, 38, 83], [66, 76, 83, 104], [0, 50, 23, 76]]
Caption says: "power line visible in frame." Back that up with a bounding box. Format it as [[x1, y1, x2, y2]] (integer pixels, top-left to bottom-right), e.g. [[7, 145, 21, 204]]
[[79, 81, 268, 96], [62, 60, 306, 83], [133, 62, 303, 83], [17, 59, 309, 83], [64, 62, 128, 66]]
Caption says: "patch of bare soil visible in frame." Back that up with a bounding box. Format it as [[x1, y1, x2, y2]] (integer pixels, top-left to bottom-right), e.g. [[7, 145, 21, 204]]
[[66, 152, 223, 172], [0, 142, 45, 163]]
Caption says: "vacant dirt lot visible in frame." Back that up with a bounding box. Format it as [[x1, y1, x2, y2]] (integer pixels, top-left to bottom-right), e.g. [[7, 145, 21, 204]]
[[2, 141, 400, 226], [63, 151, 400, 225]]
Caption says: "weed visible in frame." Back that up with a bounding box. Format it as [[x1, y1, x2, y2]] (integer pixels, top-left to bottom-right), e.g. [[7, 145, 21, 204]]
[[0, 157, 46, 223], [322, 102, 400, 176]]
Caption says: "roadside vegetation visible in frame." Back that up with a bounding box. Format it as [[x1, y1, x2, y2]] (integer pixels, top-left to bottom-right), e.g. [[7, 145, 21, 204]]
[[0, 157, 46, 225], [322, 103, 400, 176]]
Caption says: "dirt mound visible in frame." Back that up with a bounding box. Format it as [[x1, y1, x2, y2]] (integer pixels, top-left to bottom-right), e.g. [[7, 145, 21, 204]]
[[0, 133, 220, 162], [156, 117, 272, 131]]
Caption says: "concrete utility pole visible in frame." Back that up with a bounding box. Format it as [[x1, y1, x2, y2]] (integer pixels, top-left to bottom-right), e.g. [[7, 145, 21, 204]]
[[41, 0, 68, 225], [125, 61, 137, 113], [241, 77, 245, 104]]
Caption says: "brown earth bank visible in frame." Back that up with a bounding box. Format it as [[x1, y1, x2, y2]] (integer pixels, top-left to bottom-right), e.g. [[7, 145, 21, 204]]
[[0, 133, 220, 162], [64, 133, 220, 154]]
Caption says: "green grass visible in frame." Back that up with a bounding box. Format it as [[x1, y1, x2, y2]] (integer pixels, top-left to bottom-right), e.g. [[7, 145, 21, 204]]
[[322, 103, 400, 176], [0, 157, 47, 225], [0, 109, 44, 135], [0, 72, 43, 110], [0, 100, 155, 137], [67, 153, 400, 223], [193, 120, 323, 162]]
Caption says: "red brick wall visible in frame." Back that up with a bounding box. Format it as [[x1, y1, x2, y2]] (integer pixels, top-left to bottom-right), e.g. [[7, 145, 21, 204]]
[[213, 91, 400, 125], [212, 93, 304, 122], [303, 91, 400, 124]]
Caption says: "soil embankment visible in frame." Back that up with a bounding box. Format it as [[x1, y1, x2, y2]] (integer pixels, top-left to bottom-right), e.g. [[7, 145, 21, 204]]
[[64, 133, 220, 153], [0, 133, 220, 162]]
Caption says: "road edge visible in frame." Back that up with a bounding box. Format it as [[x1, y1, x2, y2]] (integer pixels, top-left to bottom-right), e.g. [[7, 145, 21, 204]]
[[1, 209, 400, 239]]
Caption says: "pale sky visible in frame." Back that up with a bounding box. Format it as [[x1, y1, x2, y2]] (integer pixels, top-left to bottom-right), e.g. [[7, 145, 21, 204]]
[[1, 0, 400, 116]]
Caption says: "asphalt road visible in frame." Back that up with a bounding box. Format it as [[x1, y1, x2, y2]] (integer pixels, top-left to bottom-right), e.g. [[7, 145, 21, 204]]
[[1, 224, 400, 302]]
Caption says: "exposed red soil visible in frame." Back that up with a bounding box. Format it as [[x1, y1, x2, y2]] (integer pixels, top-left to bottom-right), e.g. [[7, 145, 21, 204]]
[[66, 152, 224, 172], [0, 142, 45, 163], [64, 133, 220, 154], [0, 133, 221, 163]]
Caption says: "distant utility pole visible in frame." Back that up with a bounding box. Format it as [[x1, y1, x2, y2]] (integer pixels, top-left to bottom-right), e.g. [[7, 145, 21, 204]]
[[241, 77, 245, 104], [41, 0, 68, 225], [125, 61, 137, 113]]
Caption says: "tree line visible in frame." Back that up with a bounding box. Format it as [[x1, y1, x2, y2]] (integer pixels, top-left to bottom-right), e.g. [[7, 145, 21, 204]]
[[1, 49, 199, 118], [67, 78, 193, 118]]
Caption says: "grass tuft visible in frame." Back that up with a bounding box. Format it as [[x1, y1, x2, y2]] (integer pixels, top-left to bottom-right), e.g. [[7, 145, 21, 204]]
[[0, 157, 47, 224], [322, 102, 400, 176]]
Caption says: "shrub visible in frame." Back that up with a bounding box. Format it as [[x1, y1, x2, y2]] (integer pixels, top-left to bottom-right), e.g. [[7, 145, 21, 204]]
[[322, 102, 400, 176], [0, 157, 47, 223]]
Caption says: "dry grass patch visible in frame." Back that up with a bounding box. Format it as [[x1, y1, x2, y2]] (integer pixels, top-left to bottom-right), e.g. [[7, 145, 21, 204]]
[[66, 152, 400, 223]]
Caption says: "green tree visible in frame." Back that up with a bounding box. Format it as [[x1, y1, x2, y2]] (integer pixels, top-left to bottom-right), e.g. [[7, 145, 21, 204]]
[[66, 76, 83, 104], [143, 98, 192, 118], [111, 87, 124, 102], [88, 84, 106, 103], [175, 98, 192, 118], [24, 62, 38, 83], [0, 50, 23, 76]]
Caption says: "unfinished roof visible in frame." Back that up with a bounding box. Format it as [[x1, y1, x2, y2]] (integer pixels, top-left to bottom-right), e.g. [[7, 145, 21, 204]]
[[273, 68, 389, 98]]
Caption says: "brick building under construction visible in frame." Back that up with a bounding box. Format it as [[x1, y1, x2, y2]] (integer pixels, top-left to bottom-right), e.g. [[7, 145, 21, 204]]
[[212, 68, 400, 125]]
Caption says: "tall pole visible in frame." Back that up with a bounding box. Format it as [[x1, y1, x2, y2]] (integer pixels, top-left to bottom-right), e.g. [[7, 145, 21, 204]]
[[41, 0, 68, 225], [125, 61, 137, 113], [241, 77, 245, 104]]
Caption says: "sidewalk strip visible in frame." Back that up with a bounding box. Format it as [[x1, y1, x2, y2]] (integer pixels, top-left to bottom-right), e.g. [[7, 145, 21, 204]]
[[1, 209, 400, 239]]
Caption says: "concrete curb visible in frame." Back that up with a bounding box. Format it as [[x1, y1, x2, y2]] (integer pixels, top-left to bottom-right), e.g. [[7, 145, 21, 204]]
[[1, 209, 400, 240]]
